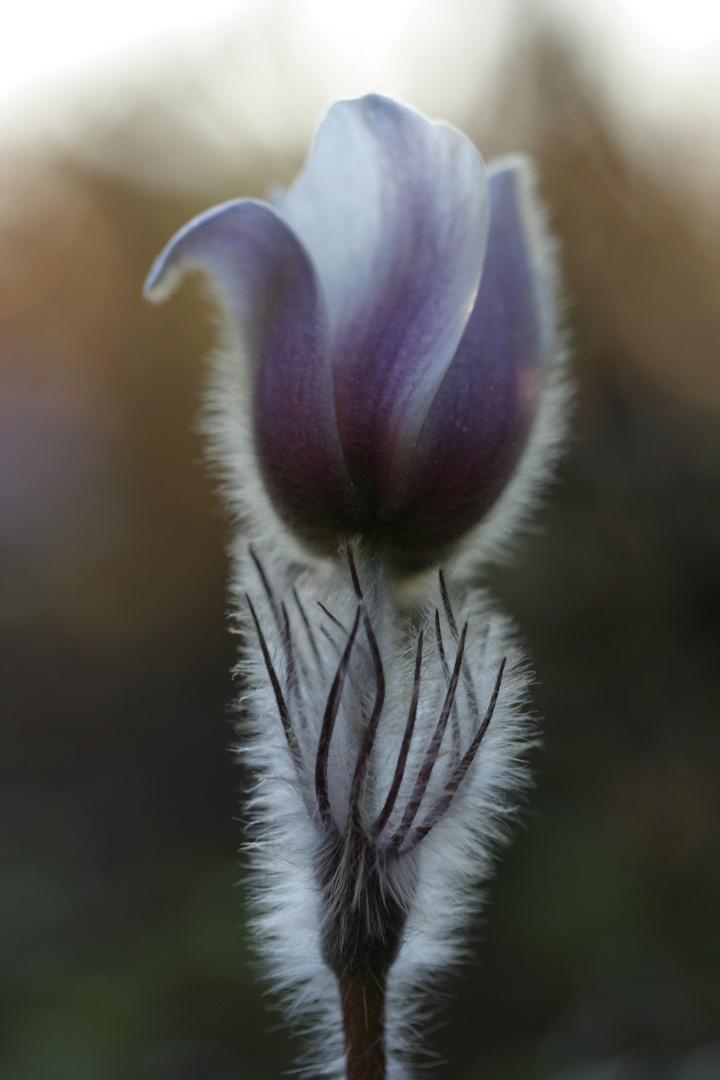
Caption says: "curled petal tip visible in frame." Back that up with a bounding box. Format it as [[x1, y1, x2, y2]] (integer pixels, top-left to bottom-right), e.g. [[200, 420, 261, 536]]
[[142, 254, 177, 302], [142, 199, 261, 306]]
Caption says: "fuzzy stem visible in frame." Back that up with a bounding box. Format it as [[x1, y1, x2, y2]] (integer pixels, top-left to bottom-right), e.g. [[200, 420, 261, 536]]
[[339, 976, 387, 1080]]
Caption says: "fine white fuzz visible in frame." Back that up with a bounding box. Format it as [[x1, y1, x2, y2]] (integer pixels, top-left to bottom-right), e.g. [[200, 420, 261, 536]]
[[234, 542, 535, 1078]]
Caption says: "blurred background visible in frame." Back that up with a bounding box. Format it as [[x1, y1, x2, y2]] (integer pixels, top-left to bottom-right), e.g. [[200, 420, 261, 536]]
[[1, 1, 719, 1078]]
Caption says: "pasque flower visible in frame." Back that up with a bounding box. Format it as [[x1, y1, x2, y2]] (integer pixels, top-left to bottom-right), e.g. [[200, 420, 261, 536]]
[[144, 94, 562, 569], [145, 94, 567, 1080]]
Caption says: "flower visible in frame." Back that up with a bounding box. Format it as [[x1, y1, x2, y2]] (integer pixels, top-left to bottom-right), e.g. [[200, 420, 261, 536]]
[[144, 94, 560, 568], [144, 94, 568, 1080]]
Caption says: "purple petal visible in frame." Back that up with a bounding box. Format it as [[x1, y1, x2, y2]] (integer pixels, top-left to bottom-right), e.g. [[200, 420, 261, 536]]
[[380, 158, 554, 558], [276, 95, 489, 502], [144, 200, 354, 543]]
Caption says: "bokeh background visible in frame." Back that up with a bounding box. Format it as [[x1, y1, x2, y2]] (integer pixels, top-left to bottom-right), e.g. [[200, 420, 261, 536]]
[[2, 2, 719, 1078]]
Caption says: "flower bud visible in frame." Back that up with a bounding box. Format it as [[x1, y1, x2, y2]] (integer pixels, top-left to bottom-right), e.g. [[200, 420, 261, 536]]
[[145, 95, 560, 568]]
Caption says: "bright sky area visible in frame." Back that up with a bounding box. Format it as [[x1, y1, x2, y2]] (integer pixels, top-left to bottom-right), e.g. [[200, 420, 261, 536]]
[[3, 0, 720, 182]]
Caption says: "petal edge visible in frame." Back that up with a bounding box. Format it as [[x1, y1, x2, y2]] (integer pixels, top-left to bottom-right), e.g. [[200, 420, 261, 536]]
[[145, 200, 356, 545], [379, 157, 555, 557]]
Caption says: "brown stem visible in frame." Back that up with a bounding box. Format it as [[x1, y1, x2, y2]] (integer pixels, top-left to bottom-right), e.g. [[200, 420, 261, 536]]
[[339, 976, 387, 1080]]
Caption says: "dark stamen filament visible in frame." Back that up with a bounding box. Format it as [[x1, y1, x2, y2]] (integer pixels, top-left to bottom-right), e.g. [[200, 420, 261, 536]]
[[318, 601, 347, 635], [390, 623, 467, 851], [343, 547, 387, 835], [435, 609, 461, 760], [438, 570, 458, 638], [292, 586, 323, 673], [439, 570, 484, 735], [315, 607, 362, 825], [246, 594, 303, 772], [249, 545, 282, 631], [371, 629, 424, 839], [407, 656, 506, 849], [280, 602, 298, 697], [347, 600, 386, 835]]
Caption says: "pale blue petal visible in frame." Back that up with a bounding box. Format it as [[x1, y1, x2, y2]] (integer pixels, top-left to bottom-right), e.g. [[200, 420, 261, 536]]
[[379, 158, 551, 555], [277, 95, 490, 501]]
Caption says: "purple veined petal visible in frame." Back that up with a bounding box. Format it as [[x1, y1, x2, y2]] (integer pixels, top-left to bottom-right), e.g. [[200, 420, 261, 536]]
[[144, 200, 356, 544], [276, 95, 490, 502], [379, 157, 554, 560]]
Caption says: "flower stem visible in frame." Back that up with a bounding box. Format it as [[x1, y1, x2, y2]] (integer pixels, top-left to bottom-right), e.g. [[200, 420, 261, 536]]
[[339, 976, 387, 1080]]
